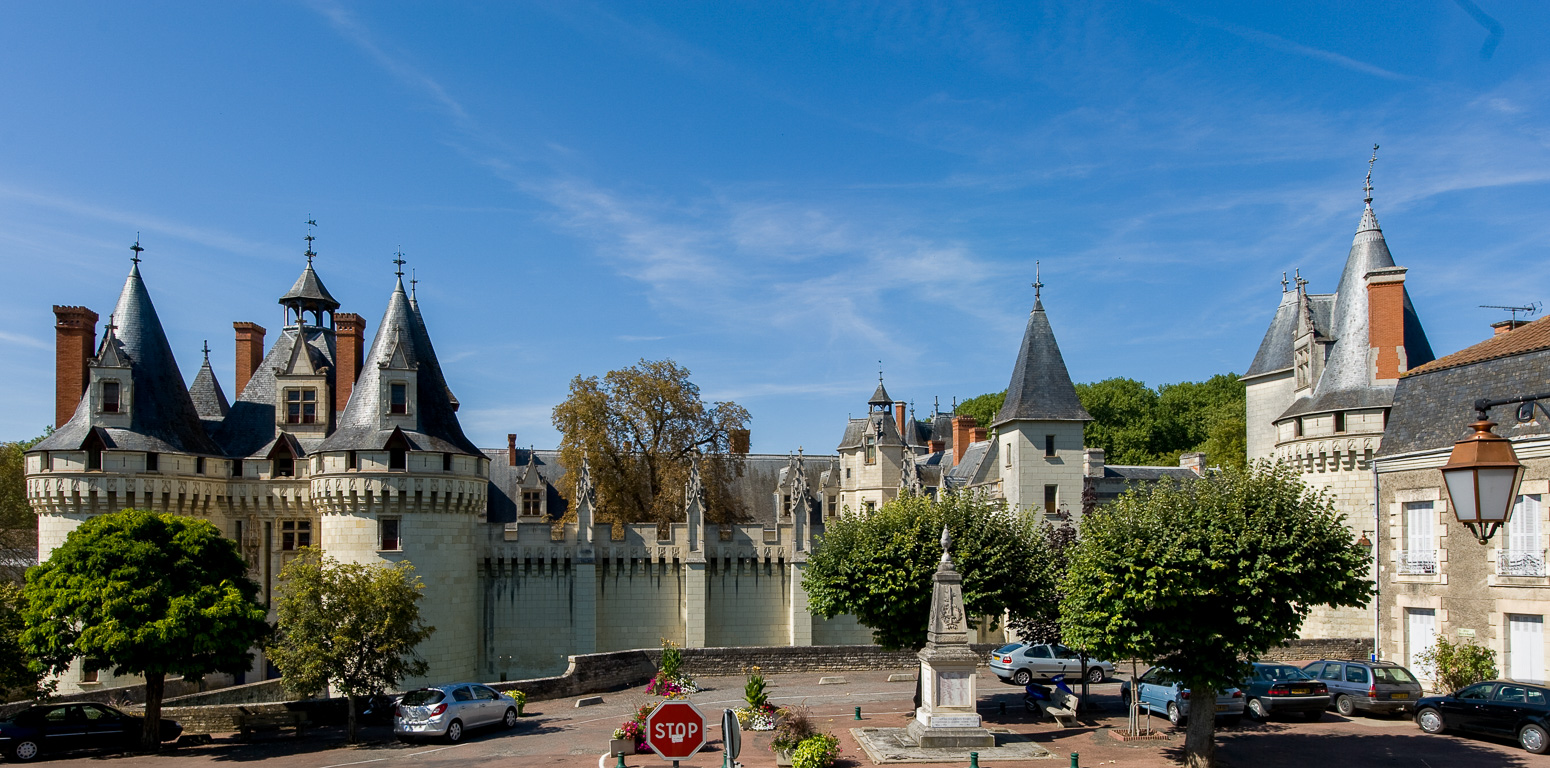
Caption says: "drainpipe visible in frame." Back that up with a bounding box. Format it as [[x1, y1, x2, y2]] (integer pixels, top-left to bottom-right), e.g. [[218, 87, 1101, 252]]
[[1371, 462, 1381, 661]]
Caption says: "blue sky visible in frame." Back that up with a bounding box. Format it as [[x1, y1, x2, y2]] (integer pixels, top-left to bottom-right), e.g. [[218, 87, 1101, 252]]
[[3, 1, 1548, 454]]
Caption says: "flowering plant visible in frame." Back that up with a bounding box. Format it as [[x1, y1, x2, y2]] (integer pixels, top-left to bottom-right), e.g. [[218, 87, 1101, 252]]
[[644, 638, 697, 698], [612, 702, 656, 752], [791, 733, 840, 768], [734, 666, 777, 730]]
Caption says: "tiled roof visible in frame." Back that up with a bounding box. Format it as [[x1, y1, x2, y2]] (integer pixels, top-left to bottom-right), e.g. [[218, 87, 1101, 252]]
[[188, 356, 230, 433], [1404, 315, 1550, 377], [279, 261, 340, 312]]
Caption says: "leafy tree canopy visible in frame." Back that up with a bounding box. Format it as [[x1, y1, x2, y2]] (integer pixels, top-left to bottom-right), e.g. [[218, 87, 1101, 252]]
[[1060, 463, 1370, 767], [954, 392, 1004, 432], [1, 430, 50, 531], [22, 509, 269, 747], [803, 491, 1054, 650], [0, 583, 44, 698], [268, 548, 433, 742], [552, 358, 751, 527]]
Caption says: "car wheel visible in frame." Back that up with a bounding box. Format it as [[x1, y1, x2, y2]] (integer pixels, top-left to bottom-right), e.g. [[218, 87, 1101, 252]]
[[1521, 723, 1549, 754], [9, 739, 41, 762], [1087, 666, 1105, 685], [1013, 669, 1032, 686], [1335, 694, 1355, 717], [445, 719, 464, 744], [1247, 698, 1269, 721], [1416, 707, 1445, 734], [1304, 709, 1323, 722], [1167, 702, 1184, 726], [503, 708, 519, 729]]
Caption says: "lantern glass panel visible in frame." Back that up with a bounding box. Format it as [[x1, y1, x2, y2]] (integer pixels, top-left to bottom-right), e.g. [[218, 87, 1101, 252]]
[[1480, 466, 1526, 523], [1444, 467, 1481, 523]]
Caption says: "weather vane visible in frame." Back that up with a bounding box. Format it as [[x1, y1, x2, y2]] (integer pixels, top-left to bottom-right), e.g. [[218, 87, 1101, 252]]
[[878, 361, 884, 384], [1364, 144, 1379, 206], [130, 234, 143, 265], [393, 250, 406, 277], [304, 216, 318, 264]]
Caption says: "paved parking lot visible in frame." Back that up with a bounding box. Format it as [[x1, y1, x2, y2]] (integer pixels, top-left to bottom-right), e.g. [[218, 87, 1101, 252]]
[[20, 669, 1538, 767]]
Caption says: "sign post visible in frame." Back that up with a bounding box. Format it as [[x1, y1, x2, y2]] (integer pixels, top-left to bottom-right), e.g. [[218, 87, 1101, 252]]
[[721, 708, 741, 768], [645, 700, 708, 765]]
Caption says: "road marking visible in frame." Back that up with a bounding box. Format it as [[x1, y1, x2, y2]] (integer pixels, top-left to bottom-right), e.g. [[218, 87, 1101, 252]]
[[318, 758, 387, 768], [407, 742, 474, 757]]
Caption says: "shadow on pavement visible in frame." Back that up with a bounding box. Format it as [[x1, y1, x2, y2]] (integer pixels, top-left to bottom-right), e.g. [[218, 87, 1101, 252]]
[[1204, 726, 1533, 768]]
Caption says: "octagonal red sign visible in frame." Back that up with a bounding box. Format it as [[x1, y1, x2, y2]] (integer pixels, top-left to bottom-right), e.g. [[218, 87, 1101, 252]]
[[645, 699, 707, 760]]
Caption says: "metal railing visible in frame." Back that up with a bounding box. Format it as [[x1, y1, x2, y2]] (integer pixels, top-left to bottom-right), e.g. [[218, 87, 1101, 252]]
[[1398, 549, 1439, 575], [1499, 549, 1548, 577]]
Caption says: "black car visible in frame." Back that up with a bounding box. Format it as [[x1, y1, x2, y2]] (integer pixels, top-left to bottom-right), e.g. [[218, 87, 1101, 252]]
[[0, 702, 183, 762], [1240, 662, 1328, 721], [1415, 679, 1550, 754]]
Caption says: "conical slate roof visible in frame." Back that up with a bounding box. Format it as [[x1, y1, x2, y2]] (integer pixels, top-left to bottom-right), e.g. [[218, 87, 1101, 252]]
[[36, 263, 223, 456], [214, 326, 336, 459], [188, 352, 231, 427], [868, 381, 893, 407], [992, 297, 1092, 426], [279, 261, 340, 313], [318, 277, 480, 456]]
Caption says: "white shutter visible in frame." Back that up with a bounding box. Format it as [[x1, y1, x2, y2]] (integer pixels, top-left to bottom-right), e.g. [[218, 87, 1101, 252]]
[[1509, 615, 1545, 682], [1406, 502, 1435, 571], [1510, 495, 1542, 555], [1408, 608, 1437, 681]]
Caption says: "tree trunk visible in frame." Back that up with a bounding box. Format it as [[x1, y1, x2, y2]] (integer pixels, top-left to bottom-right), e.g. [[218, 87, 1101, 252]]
[[346, 693, 358, 744], [1183, 684, 1217, 768], [141, 671, 165, 751]]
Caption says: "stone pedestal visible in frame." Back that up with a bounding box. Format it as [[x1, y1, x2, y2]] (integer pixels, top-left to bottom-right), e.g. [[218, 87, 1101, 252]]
[[907, 528, 995, 749]]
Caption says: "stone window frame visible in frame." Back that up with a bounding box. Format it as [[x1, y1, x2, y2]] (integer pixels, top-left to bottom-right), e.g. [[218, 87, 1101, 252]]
[[279, 518, 312, 551], [520, 488, 543, 517], [1390, 487, 1446, 585], [283, 387, 319, 425], [379, 517, 402, 552], [99, 379, 123, 414]]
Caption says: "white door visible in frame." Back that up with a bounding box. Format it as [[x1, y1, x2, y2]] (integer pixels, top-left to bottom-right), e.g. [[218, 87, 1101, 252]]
[[1408, 608, 1437, 681], [1510, 615, 1545, 681]]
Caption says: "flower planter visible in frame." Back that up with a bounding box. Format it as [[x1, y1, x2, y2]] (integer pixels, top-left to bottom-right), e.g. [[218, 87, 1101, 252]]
[[775, 747, 794, 767], [609, 739, 637, 756]]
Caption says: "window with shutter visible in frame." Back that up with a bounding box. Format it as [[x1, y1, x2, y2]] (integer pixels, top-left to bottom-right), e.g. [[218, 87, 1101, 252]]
[[1404, 501, 1435, 574]]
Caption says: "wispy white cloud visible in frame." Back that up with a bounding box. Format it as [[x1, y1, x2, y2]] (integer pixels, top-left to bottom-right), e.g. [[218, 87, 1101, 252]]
[[0, 183, 275, 257], [0, 331, 48, 350], [1154, 2, 1414, 82]]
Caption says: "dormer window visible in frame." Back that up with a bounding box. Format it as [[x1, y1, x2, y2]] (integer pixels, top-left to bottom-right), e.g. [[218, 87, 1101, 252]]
[[275, 456, 295, 477], [286, 389, 317, 424], [865, 435, 877, 465], [442, 453, 453, 472], [390, 383, 407, 415], [102, 381, 120, 413], [522, 489, 542, 516]]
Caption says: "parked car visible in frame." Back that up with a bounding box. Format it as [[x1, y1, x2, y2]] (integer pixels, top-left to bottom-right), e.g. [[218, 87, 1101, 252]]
[[988, 642, 1114, 685], [1415, 679, 1550, 754], [1302, 659, 1423, 716], [0, 702, 182, 762], [1240, 662, 1328, 721], [394, 683, 521, 743], [1120, 667, 1244, 726]]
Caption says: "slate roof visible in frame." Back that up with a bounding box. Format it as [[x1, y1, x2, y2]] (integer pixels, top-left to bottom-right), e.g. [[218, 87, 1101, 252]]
[[869, 381, 893, 406], [944, 440, 997, 489], [214, 327, 336, 459], [1244, 291, 1335, 379], [1379, 333, 1550, 457], [992, 298, 1092, 426], [35, 264, 223, 457], [318, 277, 480, 456], [188, 354, 230, 433], [279, 261, 340, 312], [835, 411, 908, 450]]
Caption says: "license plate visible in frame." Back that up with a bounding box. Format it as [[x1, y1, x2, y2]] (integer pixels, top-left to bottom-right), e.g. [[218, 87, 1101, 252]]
[[1215, 705, 1227, 712], [1389, 693, 1408, 700], [1291, 688, 1310, 695]]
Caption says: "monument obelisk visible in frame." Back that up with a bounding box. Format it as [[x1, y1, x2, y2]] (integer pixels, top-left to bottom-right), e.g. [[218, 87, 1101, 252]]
[[906, 527, 996, 748]]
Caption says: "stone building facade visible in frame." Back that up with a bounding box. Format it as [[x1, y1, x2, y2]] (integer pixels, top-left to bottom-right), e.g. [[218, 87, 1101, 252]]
[[1243, 182, 1436, 639], [1373, 317, 1550, 686]]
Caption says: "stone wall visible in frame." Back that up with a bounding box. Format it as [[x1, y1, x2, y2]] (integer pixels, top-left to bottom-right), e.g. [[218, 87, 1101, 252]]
[[1, 676, 210, 719], [1260, 637, 1374, 663], [162, 679, 288, 707]]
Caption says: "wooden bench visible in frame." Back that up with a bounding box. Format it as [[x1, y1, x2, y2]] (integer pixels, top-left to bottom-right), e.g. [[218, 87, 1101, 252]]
[[234, 709, 309, 740], [1037, 689, 1081, 728]]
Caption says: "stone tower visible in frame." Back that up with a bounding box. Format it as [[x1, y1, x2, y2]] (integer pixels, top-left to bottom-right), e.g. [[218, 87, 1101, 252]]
[[835, 377, 910, 514]]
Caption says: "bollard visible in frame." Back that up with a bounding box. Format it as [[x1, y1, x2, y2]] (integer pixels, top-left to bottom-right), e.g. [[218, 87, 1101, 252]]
[[616, 751, 627, 768], [969, 751, 980, 768], [855, 706, 862, 720], [1070, 751, 1079, 768]]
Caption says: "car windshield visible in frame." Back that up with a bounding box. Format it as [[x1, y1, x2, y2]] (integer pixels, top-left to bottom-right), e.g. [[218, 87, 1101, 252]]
[[1258, 666, 1310, 681], [995, 643, 1022, 654], [401, 690, 446, 707], [1372, 667, 1417, 684]]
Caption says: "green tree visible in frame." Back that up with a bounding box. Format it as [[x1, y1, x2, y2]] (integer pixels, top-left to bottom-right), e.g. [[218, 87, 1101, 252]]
[[552, 358, 751, 527], [1157, 374, 1246, 469], [1060, 463, 1370, 768], [1074, 377, 1165, 464], [22, 509, 269, 748], [0, 583, 44, 699], [803, 491, 1053, 650], [268, 548, 434, 743], [1, 431, 50, 532], [954, 392, 1004, 433]]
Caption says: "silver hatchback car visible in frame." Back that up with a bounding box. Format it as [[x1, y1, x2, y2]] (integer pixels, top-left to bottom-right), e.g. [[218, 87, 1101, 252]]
[[394, 683, 521, 743]]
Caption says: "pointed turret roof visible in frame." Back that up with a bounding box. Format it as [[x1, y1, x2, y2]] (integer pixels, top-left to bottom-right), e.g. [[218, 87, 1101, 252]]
[[279, 260, 340, 315], [37, 262, 222, 456], [318, 277, 480, 455], [992, 293, 1092, 426], [868, 380, 893, 407], [188, 346, 230, 427]]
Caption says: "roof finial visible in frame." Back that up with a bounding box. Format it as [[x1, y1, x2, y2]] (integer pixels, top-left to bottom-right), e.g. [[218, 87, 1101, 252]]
[[878, 361, 884, 384], [1281, 271, 1289, 293], [1364, 144, 1379, 207], [129, 234, 143, 265], [304, 216, 318, 265], [104, 313, 116, 335], [410, 269, 417, 299], [202, 339, 210, 362], [392, 250, 406, 277], [1032, 260, 1043, 303]]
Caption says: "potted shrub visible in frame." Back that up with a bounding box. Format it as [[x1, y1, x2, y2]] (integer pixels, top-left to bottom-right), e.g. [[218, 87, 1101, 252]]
[[770, 705, 817, 767], [734, 666, 778, 731], [509, 689, 527, 717], [645, 638, 699, 698], [792, 733, 840, 768]]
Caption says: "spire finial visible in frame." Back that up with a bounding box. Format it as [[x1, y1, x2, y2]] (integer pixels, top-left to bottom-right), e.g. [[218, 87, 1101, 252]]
[[304, 216, 318, 265], [202, 339, 210, 362], [1281, 271, 1289, 293], [1363, 144, 1379, 207], [104, 313, 116, 335], [1032, 260, 1043, 303], [878, 361, 884, 384], [129, 234, 143, 265], [393, 250, 406, 277], [410, 268, 417, 299]]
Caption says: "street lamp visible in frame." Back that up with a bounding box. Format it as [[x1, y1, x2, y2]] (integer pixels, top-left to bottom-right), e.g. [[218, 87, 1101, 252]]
[[1439, 396, 1539, 545]]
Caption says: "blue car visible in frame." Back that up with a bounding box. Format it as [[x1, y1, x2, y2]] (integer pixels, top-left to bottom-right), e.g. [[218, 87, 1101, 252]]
[[1120, 667, 1245, 726]]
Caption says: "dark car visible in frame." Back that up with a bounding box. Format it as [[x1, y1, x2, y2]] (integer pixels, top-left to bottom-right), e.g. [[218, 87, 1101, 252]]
[[0, 702, 183, 762], [1416, 679, 1550, 754], [1240, 662, 1328, 721], [1303, 659, 1423, 716]]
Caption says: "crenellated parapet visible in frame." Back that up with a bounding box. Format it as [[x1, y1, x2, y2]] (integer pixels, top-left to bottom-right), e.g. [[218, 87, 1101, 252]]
[[309, 471, 487, 516], [29, 470, 226, 517], [488, 520, 809, 567]]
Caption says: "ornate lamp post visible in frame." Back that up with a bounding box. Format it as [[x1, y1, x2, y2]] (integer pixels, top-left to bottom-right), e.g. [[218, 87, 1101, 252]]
[[1440, 396, 1539, 544]]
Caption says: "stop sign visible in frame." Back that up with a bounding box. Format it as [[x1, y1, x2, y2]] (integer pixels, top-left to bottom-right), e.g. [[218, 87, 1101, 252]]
[[645, 700, 707, 761]]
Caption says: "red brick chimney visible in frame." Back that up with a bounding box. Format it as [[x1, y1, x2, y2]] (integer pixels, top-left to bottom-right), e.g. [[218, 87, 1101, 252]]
[[53, 306, 98, 428], [928, 439, 945, 455], [1493, 319, 1529, 336], [894, 402, 906, 438], [508, 434, 518, 466], [1365, 267, 1408, 382], [333, 313, 365, 414], [951, 415, 977, 466], [971, 426, 987, 444], [233, 322, 266, 396]]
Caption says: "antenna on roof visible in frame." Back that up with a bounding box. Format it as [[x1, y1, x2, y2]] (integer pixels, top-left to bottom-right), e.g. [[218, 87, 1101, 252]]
[[304, 216, 318, 264], [1480, 303, 1541, 325], [130, 234, 144, 265], [1364, 144, 1379, 207]]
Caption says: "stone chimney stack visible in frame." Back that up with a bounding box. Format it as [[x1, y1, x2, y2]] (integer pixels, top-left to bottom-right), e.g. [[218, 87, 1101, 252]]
[[233, 322, 267, 397], [928, 439, 945, 455], [333, 312, 365, 413], [1083, 447, 1106, 478], [951, 416, 977, 466], [1180, 451, 1206, 476], [507, 434, 518, 466], [895, 402, 907, 439], [1365, 266, 1409, 382], [53, 306, 98, 428]]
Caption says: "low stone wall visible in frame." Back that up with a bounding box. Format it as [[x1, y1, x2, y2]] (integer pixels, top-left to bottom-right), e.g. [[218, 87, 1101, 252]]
[[1, 676, 209, 719], [158, 699, 360, 735], [163, 678, 288, 707], [1261, 637, 1374, 663], [642, 644, 1004, 676]]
